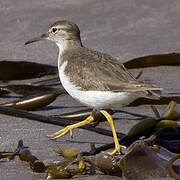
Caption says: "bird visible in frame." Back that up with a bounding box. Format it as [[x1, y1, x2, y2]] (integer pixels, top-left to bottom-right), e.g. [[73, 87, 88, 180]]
[[25, 20, 162, 155]]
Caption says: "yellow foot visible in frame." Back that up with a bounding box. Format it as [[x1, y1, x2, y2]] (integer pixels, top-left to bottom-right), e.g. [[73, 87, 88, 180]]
[[100, 110, 126, 155], [47, 115, 94, 139], [108, 144, 126, 155], [48, 125, 73, 139]]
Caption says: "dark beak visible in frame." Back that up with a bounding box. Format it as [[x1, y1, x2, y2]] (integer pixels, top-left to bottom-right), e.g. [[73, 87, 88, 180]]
[[24, 33, 49, 45]]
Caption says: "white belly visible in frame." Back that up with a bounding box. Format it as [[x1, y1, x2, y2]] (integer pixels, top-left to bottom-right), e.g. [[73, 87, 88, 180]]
[[59, 61, 138, 109]]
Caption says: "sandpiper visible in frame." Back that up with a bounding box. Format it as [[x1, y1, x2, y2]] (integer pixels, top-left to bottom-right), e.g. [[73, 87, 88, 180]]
[[25, 20, 162, 154]]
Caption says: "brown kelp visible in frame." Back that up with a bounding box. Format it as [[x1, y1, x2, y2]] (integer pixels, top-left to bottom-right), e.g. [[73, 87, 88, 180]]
[[119, 141, 171, 179], [46, 155, 86, 179], [155, 120, 178, 128], [84, 153, 122, 175], [3, 93, 59, 110], [0, 139, 45, 172], [124, 53, 180, 69], [53, 108, 149, 122], [127, 118, 158, 138], [0, 60, 58, 81], [0, 84, 61, 96], [129, 96, 180, 106], [161, 101, 180, 120], [145, 127, 180, 153], [0, 151, 17, 160], [53, 145, 79, 159], [17, 140, 45, 172], [53, 109, 114, 122], [167, 154, 180, 180]]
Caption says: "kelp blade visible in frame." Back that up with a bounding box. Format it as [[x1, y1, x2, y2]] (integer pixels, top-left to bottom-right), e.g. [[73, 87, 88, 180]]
[[124, 53, 180, 69], [55, 109, 114, 121], [129, 96, 180, 106], [0, 84, 59, 96], [0, 60, 58, 80], [4, 93, 58, 110]]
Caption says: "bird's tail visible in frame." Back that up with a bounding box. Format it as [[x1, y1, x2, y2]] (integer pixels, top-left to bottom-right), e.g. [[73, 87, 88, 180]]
[[145, 90, 162, 100], [135, 83, 163, 100]]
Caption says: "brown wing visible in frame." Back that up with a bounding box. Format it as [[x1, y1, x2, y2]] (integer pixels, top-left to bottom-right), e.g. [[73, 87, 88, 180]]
[[63, 47, 162, 93]]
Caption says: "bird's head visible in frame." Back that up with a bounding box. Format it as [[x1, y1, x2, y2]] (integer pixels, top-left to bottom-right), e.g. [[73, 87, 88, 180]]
[[25, 20, 81, 46]]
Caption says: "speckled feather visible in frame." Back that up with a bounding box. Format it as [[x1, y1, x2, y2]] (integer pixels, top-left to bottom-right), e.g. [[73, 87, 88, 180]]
[[61, 46, 161, 94]]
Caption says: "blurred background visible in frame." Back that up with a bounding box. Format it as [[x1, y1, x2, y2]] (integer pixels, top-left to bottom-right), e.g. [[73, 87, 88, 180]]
[[0, 0, 180, 65]]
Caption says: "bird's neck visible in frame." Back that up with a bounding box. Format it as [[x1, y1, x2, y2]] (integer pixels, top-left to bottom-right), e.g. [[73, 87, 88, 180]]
[[57, 39, 82, 66]]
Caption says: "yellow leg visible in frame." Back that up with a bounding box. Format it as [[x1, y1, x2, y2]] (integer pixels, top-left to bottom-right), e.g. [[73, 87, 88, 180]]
[[100, 110, 126, 155], [48, 115, 94, 139]]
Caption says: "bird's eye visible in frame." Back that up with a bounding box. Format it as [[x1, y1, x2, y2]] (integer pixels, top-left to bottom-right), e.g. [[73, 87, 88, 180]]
[[52, 27, 58, 34]]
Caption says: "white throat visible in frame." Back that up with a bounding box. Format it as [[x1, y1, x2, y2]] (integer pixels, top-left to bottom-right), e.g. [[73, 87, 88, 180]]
[[56, 40, 68, 67], [56, 41, 68, 56]]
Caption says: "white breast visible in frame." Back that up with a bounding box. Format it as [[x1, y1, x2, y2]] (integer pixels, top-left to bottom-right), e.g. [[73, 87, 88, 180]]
[[59, 61, 139, 109]]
